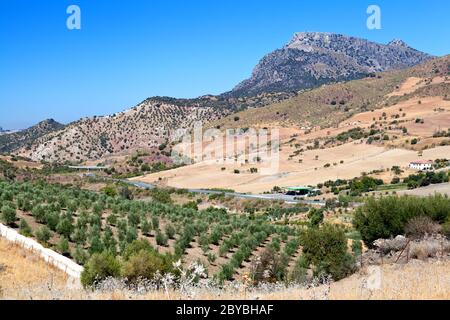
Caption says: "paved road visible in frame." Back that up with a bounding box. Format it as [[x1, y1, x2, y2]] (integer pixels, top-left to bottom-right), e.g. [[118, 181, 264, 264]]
[[397, 182, 450, 197], [119, 179, 327, 206]]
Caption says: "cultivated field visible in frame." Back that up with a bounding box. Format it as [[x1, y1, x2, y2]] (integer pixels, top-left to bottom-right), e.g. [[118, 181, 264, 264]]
[[2, 237, 448, 300]]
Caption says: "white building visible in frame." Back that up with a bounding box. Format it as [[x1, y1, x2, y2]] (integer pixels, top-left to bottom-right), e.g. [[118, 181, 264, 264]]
[[408, 160, 433, 171]]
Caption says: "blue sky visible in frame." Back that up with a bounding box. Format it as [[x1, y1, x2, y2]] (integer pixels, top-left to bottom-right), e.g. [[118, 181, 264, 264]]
[[1, 0, 449, 129]]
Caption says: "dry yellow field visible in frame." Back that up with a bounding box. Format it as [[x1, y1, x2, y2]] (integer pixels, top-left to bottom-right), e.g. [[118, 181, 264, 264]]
[[0, 238, 73, 299], [132, 143, 450, 193]]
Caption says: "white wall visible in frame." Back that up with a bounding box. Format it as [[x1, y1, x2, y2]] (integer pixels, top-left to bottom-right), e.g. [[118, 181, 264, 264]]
[[0, 223, 83, 279]]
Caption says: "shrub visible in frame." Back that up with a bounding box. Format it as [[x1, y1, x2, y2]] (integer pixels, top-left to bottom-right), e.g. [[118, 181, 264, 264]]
[[19, 218, 32, 236], [122, 249, 174, 283], [56, 217, 74, 238], [300, 224, 355, 280], [405, 216, 441, 239], [57, 237, 70, 256], [183, 201, 198, 210], [307, 208, 324, 227], [217, 263, 235, 282], [102, 185, 117, 197], [156, 231, 168, 246], [289, 256, 309, 283], [89, 235, 105, 254], [207, 253, 216, 264], [165, 224, 176, 239], [141, 219, 151, 235], [122, 239, 154, 260], [73, 245, 89, 265], [354, 195, 450, 244], [250, 248, 286, 284], [409, 237, 448, 260], [35, 226, 52, 245], [81, 252, 121, 287], [351, 240, 362, 256], [1, 205, 16, 226], [150, 189, 172, 204]]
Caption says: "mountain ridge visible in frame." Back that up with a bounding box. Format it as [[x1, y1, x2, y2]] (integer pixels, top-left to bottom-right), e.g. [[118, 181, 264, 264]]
[[229, 32, 433, 97]]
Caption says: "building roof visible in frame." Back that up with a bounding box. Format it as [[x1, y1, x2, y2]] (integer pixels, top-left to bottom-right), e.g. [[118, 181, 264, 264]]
[[409, 160, 433, 165], [285, 186, 313, 191]]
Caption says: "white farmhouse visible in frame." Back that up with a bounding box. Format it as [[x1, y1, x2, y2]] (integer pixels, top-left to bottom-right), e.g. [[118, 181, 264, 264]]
[[408, 160, 433, 171]]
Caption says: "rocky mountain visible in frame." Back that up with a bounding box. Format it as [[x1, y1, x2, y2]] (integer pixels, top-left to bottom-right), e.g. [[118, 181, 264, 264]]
[[0, 119, 64, 154], [230, 32, 433, 97], [214, 55, 450, 130]]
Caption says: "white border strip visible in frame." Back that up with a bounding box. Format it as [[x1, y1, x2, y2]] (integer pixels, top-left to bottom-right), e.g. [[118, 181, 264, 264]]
[[0, 223, 83, 279]]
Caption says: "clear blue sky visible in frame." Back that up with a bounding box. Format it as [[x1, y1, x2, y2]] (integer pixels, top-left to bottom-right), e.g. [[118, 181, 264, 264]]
[[1, 0, 449, 129]]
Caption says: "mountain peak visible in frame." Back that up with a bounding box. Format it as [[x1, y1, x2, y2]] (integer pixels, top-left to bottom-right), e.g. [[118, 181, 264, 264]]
[[287, 32, 336, 50], [388, 39, 409, 47], [231, 32, 432, 96]]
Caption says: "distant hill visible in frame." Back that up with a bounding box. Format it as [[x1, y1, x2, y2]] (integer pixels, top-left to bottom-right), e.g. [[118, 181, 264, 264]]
[[0, 119, 64, 154], [13, 92, 297, 162], [229, 32, 433, 97]]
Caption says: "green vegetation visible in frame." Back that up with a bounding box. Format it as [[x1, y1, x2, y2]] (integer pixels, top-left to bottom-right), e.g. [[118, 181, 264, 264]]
[[403, 171, 449, 189], [80, 252, 121, 287], [0, 179, 302, 285], [354, 195, 450, 245], [300, 224, 355, 281]]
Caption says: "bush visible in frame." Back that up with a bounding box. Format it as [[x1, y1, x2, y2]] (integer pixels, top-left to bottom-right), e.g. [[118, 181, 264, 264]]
[[150, 189, 172, 204], [56, 217, 74, 238], [81, 252, 121, 287], [1, 205, 16, 226], [300, 224, 354, 280], [354, 195, 450, 244], [165, 224, 176, 239], [102, 185, 117, 197], [217, 263, 235, 282], [250, 248, 286, 284], [35, 226, 52, 244], [19, 218, 32, 236], [122, 249, 174, 283], [405, 216, 441, 239], [289, 256, 309, 283], [73, 245, 89, 265], [183, 201, 199, 210], [57, 237, 70, 256], [307, 208, 324, 227], [156, 231, 168, 246]]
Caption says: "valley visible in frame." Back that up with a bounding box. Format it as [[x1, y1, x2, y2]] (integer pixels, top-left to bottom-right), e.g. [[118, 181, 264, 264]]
[[1, 31, 449, 301]]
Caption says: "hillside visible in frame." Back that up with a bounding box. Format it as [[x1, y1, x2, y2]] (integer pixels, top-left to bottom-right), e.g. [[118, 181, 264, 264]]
[[135, 56, 450, 193], [229, 32, 432, 97], [0, 119, 64, 154], [13, 93, 297, 162], [214, 55, 450, 130]]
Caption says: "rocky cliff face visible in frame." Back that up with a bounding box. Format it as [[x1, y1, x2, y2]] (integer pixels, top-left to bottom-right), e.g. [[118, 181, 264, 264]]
[[231, 32, 433, 96]]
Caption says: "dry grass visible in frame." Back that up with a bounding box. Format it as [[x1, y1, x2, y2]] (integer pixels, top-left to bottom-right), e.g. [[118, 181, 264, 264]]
[[0, 238, 74, 299]]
